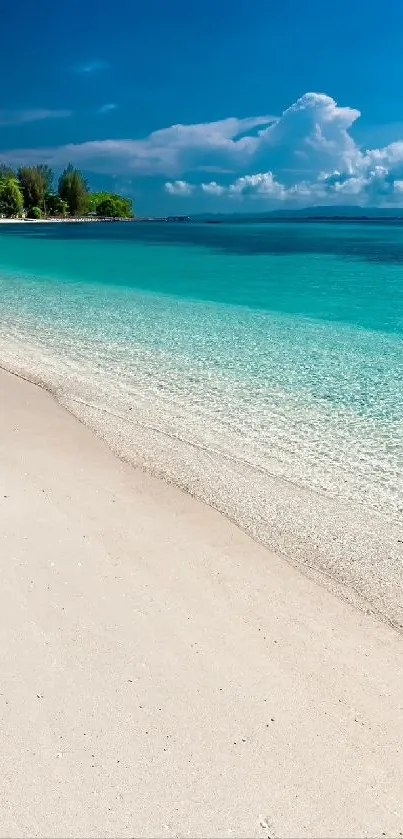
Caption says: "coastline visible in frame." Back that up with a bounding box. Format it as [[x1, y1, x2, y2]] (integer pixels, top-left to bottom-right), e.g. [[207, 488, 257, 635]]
[[1, 365, 403, 838], [0, 330, 402, 632], [0, 219, 402, 632], [0, 217, 131, 224]]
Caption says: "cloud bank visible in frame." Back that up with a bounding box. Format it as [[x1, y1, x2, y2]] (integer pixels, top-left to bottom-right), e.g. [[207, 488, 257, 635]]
[[163, 93, 403, 206], [3, 92, 403, 205], [0, 114, 273, 176]]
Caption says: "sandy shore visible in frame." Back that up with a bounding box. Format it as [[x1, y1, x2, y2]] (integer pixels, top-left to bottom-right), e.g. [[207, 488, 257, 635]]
[[0, 217, 102, 224], [1, 367, 403, 838]]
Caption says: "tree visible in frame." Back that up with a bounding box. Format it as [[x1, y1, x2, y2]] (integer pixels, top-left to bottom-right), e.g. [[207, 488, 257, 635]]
[[0, 177, 24, 216], [46, 194, 68, 217], [96, 197, 118, 217], [0, 159, 134, 219], [118, 196, 133, 217], [27, 206, 43, 219], [58, 164, 88, 215], [18, 166, 46, 212], [0, 163, 15, 180], [93, 192, 133, 217], [37, 164, 53, 194]]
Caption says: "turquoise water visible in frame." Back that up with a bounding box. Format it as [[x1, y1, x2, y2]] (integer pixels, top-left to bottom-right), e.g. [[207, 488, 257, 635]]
[[0, 221, 402, 621]]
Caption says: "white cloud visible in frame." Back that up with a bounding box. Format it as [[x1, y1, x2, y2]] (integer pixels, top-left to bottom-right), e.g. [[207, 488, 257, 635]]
[[201, 181, 226, 195], [4, 91, 403, 206], [0, 114, 273, 177], [98, 103, 117, 114], [253, 92, 361, 178], [0, 109, 72, 125], [177, 161, 403, 206], [168, 93, 403, 206], [228, 171, 285, 198], [165, 180, 194, 195]]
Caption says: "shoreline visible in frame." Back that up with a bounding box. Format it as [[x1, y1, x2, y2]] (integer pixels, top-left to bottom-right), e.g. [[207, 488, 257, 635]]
[[1, 365, 403, 837], [0, 332, 402, 632], [0, 217, 133, 224], [1, 359, 389, 628], [0, 220, 402, 631]]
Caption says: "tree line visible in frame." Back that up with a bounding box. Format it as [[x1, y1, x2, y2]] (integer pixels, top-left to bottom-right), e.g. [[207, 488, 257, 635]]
[[0, 163, 133, 219]]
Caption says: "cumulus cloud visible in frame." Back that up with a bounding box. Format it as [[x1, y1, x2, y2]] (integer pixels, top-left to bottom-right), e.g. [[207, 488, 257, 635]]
[[174, 94, 403, 206], [165, 180, 194, 195], [0, 109, 72, 125], [185, 163, 403, 205], [253, 92, 361, 178], [4, 91, 403, 206], [201, 181, 226, 195], [228, 171, 285, 198]]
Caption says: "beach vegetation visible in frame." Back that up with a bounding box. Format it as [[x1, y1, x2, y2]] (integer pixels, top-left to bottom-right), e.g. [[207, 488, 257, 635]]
[[45, 194, 69, 217], [58, 164, 89, 216], [36, 165, 53, 194], [18, 166, 48, 213], [89, 192, 133, 217], [27, 206, 43, 219], [0, 175, 24, 217], [0, 159, 134, 219], [0, 164, 16, 180]]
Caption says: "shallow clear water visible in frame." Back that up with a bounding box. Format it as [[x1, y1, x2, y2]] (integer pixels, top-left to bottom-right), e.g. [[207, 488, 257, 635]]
[[0, 221, 402, 621]]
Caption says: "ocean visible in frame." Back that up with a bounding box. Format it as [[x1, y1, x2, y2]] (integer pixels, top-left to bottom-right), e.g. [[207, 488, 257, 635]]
[[0, 220, 402, 624]]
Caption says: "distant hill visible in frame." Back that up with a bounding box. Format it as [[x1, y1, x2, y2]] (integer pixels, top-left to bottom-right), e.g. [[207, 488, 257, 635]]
[[194, 206, 403, 221], [263, 206, 403, 219]]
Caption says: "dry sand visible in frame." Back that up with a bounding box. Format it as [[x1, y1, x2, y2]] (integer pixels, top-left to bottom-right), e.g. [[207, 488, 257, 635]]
[[1, 367, 403, 838]]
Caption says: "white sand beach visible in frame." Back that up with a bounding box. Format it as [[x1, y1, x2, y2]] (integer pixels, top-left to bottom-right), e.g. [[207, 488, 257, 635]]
[[1, 366, 403, 838], [0, 217, 101, 223]]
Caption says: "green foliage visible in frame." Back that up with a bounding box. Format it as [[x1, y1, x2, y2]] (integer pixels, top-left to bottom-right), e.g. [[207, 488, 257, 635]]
[[27, 206, 43, 219], [0, 177, 24, 216], [58, 164, 89, 216], [17, 165, 53, 212], [86, 191, 104, 213], [0, 163, 16, 180], [36, 165, 53, 194], [90, 191, 133, 217], [46, 194, 68, 217], [0, 160, 134, 219]]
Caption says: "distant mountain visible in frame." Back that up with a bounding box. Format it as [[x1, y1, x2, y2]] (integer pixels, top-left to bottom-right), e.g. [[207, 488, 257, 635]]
[[262, 206, 403, 218], [194, 206, 403, 221]]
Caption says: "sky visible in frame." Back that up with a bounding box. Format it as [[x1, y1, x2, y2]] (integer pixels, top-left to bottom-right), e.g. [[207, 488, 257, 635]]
[[2, 0, 403, 214]]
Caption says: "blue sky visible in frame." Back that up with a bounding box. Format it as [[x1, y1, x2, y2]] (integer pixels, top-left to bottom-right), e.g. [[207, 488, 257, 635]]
[[2, 0, 403, 213]]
